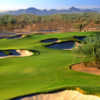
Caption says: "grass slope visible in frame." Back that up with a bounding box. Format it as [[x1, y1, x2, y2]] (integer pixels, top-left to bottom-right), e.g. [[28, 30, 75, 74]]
[[0, 32, 100, 100]]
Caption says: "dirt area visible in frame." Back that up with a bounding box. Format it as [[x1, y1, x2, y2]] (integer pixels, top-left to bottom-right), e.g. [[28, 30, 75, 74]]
[[72, 62, 100, 75], [13, 90, 100, 100]]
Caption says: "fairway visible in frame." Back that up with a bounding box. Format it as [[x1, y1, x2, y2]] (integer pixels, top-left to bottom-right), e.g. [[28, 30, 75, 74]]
[[0, 32, 100, 100]]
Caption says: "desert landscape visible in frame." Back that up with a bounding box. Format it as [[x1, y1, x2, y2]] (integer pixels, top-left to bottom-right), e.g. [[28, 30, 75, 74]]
[[0, 0, 100, 100]]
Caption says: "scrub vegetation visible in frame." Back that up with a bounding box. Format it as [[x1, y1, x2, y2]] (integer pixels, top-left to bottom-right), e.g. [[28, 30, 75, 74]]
[[0, 13, 100, 32]]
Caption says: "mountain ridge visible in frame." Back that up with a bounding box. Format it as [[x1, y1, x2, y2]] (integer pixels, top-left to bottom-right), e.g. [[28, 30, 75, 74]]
[[0, 7, 100, 15]]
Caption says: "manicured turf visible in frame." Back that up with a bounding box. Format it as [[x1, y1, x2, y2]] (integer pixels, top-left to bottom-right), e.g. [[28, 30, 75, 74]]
[[0, 32, 100, 100]]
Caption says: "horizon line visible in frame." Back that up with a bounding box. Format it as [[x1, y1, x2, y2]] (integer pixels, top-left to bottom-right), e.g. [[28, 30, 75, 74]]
[[0, 6, 100, 12]]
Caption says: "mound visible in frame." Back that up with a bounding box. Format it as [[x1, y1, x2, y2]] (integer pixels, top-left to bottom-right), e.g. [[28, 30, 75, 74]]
[[12, 90, 100, 100]]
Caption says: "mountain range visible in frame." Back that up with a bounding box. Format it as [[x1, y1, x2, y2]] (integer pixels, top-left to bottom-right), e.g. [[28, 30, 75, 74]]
[[0, 7, 100, 16]]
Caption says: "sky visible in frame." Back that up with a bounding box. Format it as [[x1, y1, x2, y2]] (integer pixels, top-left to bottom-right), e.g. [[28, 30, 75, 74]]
[[0, 0, 100, 12]]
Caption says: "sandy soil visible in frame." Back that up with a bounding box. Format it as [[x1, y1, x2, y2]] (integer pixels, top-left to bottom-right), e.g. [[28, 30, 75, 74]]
[[72, 63, 100, 75]]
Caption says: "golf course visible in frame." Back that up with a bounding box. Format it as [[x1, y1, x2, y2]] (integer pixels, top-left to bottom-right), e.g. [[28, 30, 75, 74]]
[[0, 32, 100, 100]]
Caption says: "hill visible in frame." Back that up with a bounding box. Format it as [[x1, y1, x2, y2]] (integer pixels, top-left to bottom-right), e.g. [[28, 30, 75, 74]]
[[0, 13, 100, 33], [0, 7, 99, 16]]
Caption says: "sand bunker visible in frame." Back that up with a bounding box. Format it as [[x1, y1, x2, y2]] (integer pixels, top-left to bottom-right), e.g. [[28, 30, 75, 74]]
[[46, 41, 75, 50], [11, 90, 100, 100], [41, 38, 58, 43], [0, 34, 26, 39], [0, 50, 33, 58], [74, 36, 86, 41], [71, 63, 100, 75], [7, 35, 26, 39], [16, 50, 33, 57]]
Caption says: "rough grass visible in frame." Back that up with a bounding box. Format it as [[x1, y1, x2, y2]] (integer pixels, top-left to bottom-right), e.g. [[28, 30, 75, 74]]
[[0, 32, 100, 100]]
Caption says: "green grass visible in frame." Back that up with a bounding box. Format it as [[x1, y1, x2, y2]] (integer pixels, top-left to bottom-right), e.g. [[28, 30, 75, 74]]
[[0, 32, 100, 100]]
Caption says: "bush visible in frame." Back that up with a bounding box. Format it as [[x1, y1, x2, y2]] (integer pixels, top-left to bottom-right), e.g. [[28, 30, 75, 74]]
[[73, 33, 100, 64]]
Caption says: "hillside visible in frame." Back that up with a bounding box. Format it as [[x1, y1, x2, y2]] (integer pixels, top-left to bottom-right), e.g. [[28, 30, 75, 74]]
[[0, 13, 100, 33]]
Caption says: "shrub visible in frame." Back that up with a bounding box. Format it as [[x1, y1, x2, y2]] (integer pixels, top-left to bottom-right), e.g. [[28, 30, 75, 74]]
[[73, 33, 100, 64]]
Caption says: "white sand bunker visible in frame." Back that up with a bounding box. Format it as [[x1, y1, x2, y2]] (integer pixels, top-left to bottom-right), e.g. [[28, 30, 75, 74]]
[[0, 49, 33, 59], [16, 50, 33, 57], [14, 90, 100, 100]]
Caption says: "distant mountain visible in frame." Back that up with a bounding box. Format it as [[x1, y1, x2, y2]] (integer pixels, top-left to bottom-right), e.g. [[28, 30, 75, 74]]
[[0, 7, 99, 16], [93, 8, 100, 12]]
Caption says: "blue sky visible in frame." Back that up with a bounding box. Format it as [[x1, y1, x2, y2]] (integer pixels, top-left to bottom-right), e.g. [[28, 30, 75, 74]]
[[0, 0, 100, 11]]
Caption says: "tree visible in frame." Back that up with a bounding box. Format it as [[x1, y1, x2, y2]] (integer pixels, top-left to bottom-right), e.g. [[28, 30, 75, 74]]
[[79, 24, 83, 32], [0, 15, 16, 25], [73, 33, 100, 65]]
